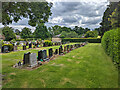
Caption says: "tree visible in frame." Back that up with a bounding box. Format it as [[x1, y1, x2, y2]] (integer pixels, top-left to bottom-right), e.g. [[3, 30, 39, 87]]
[[2, 26, 16, 41], [20, 27, 32, 39], [60, 31, 78, 38], [2, 2, 53, 26], [15, 29, 21, 35], [108, 2, 120, 28], [99, 2, 119, 36], [34, 23, 51, 40], [84, 31, 98, 38]]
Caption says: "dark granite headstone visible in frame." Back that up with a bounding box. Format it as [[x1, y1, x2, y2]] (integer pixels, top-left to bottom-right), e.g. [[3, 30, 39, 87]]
[[23, 45, 26, 50], [49, 48, 53, 58], [23, 52, 31, 65], [38, 50, 43, 60], [43, 50, 47, 59], [54, 49, 58, 55], [29, 43, 32, 48], [67, 45, 69, 52]]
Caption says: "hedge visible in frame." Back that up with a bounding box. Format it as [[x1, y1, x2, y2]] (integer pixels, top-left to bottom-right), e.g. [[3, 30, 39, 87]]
[[2, 44, 14, 51], [62, 38, 101, 43], [102, 28, 120, 67]]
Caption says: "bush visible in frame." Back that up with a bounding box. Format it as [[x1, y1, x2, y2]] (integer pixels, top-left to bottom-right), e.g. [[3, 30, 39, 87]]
[[102, 28, 120, 67], [16, 39, 25, 41], [44, 40, 53, 46], [62, 38, 101, 43], [2, 44, 14, 51]]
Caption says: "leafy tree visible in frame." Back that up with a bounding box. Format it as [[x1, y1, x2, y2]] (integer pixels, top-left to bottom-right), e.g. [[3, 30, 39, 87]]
[[108, 2, 120, 28], [60, 31, 78, 38], [73, 26, 90, 35], [15, 29, 21, 35], [84, 31, 98, 38], [2, 26, 16, 41], [99, 2, 119, 36], [2, 2, 52, 26], [20, 27, 32, 39], [34, 23, 51, 40]]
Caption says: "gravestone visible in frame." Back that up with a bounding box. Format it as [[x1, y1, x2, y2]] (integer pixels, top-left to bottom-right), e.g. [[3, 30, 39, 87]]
[[13, 46, 17, 51], [54, 49, 58, 55], [64, 46, 67, 52], [59, 46, 63, 55], [43, 50, 47, 59], [1, 46, 9, 53], [29, 43, 32, 48], [43, 43, 46, 47], [67, 45, 69, 52], [23, 45, 26, 50], [38, 50, 48, 61], [38, 50, 43, 60], [49, 48, 53, 58], [29, 53, 37, 67], [23, 52, 31, 65]]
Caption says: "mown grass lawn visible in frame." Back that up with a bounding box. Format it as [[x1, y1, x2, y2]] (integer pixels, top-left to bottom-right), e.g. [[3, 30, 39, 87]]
[[1, 43, 118, 88]]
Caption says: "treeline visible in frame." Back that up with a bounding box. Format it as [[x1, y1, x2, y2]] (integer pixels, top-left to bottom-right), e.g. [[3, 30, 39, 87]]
[[1, 24, 99, 41]]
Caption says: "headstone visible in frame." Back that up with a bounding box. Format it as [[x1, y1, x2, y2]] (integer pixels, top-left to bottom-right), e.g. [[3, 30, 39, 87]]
[[49, 48, 53, 58], [38, 50, 43, 60], [23, 52, 31, 65], [23, 45, 26, 50], [29, 53, 37, 67], [38, 50, 48, 61], [13, 46, 17, 51], [59, 46, 63, 55], [29, 43, 32, 48], [67, 45, 69, 52], [64, 46, 67, 52], [54, 49, 58, 55]]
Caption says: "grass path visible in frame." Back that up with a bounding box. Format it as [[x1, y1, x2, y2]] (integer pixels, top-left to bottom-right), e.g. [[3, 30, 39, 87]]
[[1, 43, 118, 88]]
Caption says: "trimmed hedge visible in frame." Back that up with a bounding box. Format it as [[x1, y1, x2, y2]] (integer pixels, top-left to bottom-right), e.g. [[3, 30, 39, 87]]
[[44, 40, 53, 46], [102, 28, 120, 67], [62, 38, 101, 43], [2, 44, 14, 51]]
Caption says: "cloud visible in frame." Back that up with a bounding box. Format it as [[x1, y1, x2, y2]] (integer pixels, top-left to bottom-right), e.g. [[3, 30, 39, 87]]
[[46, 0, 109, 29]]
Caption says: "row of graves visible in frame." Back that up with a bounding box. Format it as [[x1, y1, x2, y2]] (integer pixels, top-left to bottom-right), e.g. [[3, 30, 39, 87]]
[[1, 41, 43, 53], [1, 41, 63, 53], [13, 42, 87, 70]]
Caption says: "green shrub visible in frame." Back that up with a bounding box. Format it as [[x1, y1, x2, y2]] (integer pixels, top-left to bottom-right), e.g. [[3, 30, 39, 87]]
[[16, 39, 25, 41], [102, 28, 120, 67], [44, 40, 53, 46], [62, 38, 101, 43], [2, 44, 14, 51]]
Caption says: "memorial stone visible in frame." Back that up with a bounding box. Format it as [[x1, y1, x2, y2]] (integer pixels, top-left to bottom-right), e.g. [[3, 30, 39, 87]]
[[23, 52, 31, 65], [49, 48, 53, 58], [23, 45, 26, 50], [54, 49, 58, 55], [1, 46, 9, 53], [29, 53, 37, 67]]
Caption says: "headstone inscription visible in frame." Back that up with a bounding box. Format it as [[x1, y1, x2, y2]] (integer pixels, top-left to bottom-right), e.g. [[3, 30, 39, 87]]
[[49, 48, 53, 58]]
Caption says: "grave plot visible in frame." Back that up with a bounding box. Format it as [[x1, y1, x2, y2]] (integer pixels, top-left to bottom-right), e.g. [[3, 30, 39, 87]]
[[12, 42, 87, 70]]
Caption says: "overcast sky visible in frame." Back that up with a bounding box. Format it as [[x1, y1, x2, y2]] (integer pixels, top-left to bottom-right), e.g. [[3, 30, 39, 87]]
[[0, 0, 109, 31]]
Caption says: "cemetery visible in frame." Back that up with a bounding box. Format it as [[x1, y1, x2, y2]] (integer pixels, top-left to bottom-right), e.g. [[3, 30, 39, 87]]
[[0, 1, 120, 89], [12, 42, 87, 70]]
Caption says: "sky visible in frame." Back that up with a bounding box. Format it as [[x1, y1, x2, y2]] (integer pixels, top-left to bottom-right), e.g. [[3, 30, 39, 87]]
[[0, 0, 109, 31]]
